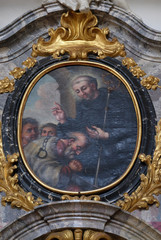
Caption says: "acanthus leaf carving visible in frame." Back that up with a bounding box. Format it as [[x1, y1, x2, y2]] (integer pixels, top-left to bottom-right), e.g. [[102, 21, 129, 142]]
[[0, 122, 43, 211], [116, 119, 161, 212]]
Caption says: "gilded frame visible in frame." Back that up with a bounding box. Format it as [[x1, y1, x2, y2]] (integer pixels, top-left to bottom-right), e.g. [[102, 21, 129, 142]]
[[1, 55, 156, 204], [17, 60, 142, 195]]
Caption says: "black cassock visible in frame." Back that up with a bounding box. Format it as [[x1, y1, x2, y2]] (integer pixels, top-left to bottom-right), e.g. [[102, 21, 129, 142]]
[[58, 86, 137, 191]]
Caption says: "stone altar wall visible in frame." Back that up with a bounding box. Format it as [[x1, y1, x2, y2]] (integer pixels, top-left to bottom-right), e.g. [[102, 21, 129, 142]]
[[0, 0, 161, 234]]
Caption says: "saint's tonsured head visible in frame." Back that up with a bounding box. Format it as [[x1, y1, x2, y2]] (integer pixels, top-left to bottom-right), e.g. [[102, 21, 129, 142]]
[[72, 75, 99, 100]]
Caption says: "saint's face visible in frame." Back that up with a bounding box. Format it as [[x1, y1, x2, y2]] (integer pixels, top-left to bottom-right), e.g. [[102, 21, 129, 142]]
[[73, 80, 96, 100], [22, 123, 38, 146], [41, 127, 56, 137]]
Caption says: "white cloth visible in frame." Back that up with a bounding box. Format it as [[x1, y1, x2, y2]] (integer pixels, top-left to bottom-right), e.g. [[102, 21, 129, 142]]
[[42, 0, 130, 12], [58, 0, 92, 11], [57, 0, 129, 11]]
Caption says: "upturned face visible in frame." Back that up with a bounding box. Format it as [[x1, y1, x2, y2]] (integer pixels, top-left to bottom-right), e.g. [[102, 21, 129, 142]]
[[73, 80, 97, 100]]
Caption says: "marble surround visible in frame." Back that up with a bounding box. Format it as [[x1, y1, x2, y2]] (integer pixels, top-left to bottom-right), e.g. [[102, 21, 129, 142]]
[[0, 0, 161, 235], [0, 201, 161, 240]]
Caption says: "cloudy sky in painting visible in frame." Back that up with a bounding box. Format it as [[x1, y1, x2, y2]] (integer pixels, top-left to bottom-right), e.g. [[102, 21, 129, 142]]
[[23, 74, 60, 126]]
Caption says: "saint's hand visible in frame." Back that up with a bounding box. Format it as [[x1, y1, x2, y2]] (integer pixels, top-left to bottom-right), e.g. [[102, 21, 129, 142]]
[[86, 126, 109, 139], [52, 102, 66, 124], [69, 159, 83, 172]]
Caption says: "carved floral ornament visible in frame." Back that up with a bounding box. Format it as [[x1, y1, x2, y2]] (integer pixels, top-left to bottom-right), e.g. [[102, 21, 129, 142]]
[[0, 10, 161, 212]]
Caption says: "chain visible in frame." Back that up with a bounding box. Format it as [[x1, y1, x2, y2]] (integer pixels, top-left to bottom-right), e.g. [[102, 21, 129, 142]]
[[36, 136, 51, 159]]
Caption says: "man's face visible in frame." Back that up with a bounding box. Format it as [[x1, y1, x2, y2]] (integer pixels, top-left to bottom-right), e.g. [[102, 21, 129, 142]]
[[41, 127, 56, 137], [56, 132, 87, 158], [22, 123, 38, 146], [73, 80, 96, 100], [68, 132, 87, 155]]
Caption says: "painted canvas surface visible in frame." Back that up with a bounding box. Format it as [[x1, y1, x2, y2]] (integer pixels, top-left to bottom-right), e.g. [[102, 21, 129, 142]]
[[21, 64, 138, 192]]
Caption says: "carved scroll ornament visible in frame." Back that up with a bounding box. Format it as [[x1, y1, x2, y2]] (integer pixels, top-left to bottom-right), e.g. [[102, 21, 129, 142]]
[[31, 11, 126, 60], [61, 195, 100, 201], [45, 229, 113, 240]]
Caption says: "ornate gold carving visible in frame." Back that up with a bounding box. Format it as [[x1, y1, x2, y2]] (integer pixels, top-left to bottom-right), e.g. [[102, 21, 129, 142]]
[[122, 57, 146, 78], [9, 67, 26, 79], [45, 230, 73, 240], [141, 75, 161, 90], [9, 58, 37, 80], [0, 122, 43, 211], [0, 77, 14, 94], [122, 57, 137, 69], [0, 57, 37, 94], [31, 11, 126, 60], [22, 57, 37, 69], [84, 230, 112, 240], [130, 66, 146, 78], [116, 118, 161, 212], [74, 229, 83, 240], [61, 195, 100, 201], [45, 229, 112, 240], [122, 57, 161, 90]]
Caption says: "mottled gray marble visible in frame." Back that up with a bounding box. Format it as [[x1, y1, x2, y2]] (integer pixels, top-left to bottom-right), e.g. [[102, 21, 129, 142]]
[[0, 201, 161, 240], [0, 0, 161, 234]]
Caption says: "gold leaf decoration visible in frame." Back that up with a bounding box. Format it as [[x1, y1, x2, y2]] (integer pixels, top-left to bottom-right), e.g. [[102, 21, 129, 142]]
[[122, 57, 137, 69], [122, 57, 161, 90], [22, 57, 37, 69], [74, 229, 83, 240], [31, 11, 126, 60], [45, 230, 74, 240], [9, 67, 26, 79], [122, 57, 146, 78], [116, 118, 161, 212], [141, 75, 161, 90], [84, 230, 112, 240], [46, 229, 113, 240], [0, 57, 36, 94], [61, 195, 100, 201], [130, 66, 146, 78], [0, 77, 14, 94], [0, 122, 43, 211]]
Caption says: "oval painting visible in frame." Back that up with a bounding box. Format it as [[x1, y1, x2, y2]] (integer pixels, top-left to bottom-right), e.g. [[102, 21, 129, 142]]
[[18, 61, 141, 194]]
